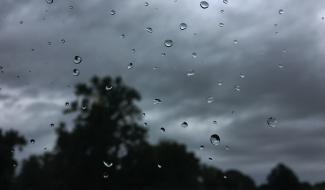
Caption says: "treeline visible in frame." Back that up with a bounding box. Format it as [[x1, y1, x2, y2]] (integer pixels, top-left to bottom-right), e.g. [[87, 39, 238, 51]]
[[0, 76, 323, 190]]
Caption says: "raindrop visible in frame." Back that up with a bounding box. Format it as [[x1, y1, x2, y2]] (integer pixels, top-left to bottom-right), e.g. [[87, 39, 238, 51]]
[[279, 9, 284, 14], [145, 2, 149, 6], [232, 111, 235, 115], [210, 134, 220, 145], [180, 23, 187, 30], [132, 49, 135, 53], [194, 33, 197, 37], [61, 39, 65, 43], [234, 85, 240, 91], [181, 122, 188, 128], [110, 10, 116, 15], [261, 51, 264, 54], [11, 149, 14, 153], [20, 21, 23, 24], [161, 53, 166, 57], [65, 102, 69, 106], [120, 34, 125, 38], [73, 56, 82, 64], [48, 42, 51, 45], [160, 127, 165, 133], [279, 64, 283, 68], [153, 67, 157, 70], [103, 172, 108, 178], [30, 139, 35, 144], [50, 123, 54, 127], [31, 49, 34, 51], [239, 73, 245, 78], [223, 0, 228, 4], [187, 69, 195, 76], [82, 106, 87, 110], [44, 148, 46, 150], [218, 80, 223, 85], [0, 67, 2, 70], [224, 175, 227, 179], [154, 99, 162, 104], [164, 39, 173, 47], [103, 158, 113, 167], [213, 121, 217, 124], [221, 10, 224, 14], [219, 23, 224, 27], [1, 71, 3, 74], [322, 17, 324, 20], [274, 24, 278, 27], [206, 96, 214, 103], [192, 52, 197, 58], [13, 164, 17, 167], [144, 123, 147, 127], [226, 146, 229, 150], [128, 63, 133, 69], [267, 117, 277, 127], [106, 86, 112, 90], [46, 0, 53, 4], [146, 27, 153, 33], [142, 113, 145, 116], [158, 164, 162, 168], [70, 6, 73, 9], [276, 32, 279, 35], [200, 145, 204, 150], [283, 49, 286, 53], [73, 69, 80, 76], [234, 40, 238, 44], [209, 158, 212, 161], [200, 1, 209, 9]]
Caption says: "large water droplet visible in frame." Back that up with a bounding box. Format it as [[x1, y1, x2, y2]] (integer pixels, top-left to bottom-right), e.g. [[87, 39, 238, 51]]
[[240, 73, 245, 78], [65, 102, 69, 106], [154, 99, 162, 104], [234, 85, 240, 91], [30, 139, 35, 144], [128, 63, 133, 69], [61, 39, 65, 43], [206, 96, 214, 103], [220, 10, 224, 14], [103, 158, 113, 167], [218, 80, 223, 85], [267, 117, 277, 127], [110, 10, 116, 15], [50, 123, 54, 127], [161, 53, 166, 57], [213, 121, 217, 124], [120, 34, 125, 38], [219, 23, 224, 27], [279, 64, 283, 68], [146, 27, 153, 33], [106, 86, 112, 90], [164, 39, 173, 47], [210, 134, 220, 145], [223, 0, 228, 4], [200, 145, 204, 150], [73, 69, 80, 76], [132, 49, 135, 53], [160, 127, 165, 133], [187, 69, 195, 76], [181, 122, 188, 128], [103, 172, 108, 178], [200, 1, 209, 9], [192, 52, 197, 58], [46, 0, 53, 4], [73, 56, 82, 64], [144, 2, 149, 6], [180, 23, 187, 30], [279, 9, 284, 14]]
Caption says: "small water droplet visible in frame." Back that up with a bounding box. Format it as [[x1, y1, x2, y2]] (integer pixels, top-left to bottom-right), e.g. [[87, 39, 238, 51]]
[[103, 172, 108, 178], [154, 99, 162, 104], [103, 158, 113, 167], [279, 64, 283, 68], [44, 148, 46, 150], [210, 134, 220, 145], [31, 49, 34, 51], [110, 10, 116, 15], [213, 121, 217, 124], [160, 127, 165, 133], [132, 49, 135, 53], [161, 53, 166, 57], [11, 149, 14, 153], [180, 23, 187, 30], [30, 139, 35, 144], [234, 40, 237, 44], [194, 33, 197, 37], [164, 39, 173, 47], [146, 27, 153, 33], [221, 10, 224, 14], [144, 2, 149, 6], [144, 123, 147, 127], [73, 69, 80, 76], [279, 9, 284, 14], [142, 113, 145, 116], [128, 63, 133, 69], [82, 106, 87, 110], [1, 71, 4, 74], [274, 24, 278, 27], [234, 85, 240, 91], [20, 21, 23, 24], [209, 158, 212, 161], [120, 34, 125, 38], [232, 111, 235, 115], [218, 80, 223, 85], [158, 163, 162, 168], [322, 17, 324, 20], [106, 86, 112, 90], [65, 102, 69, 106], [61, 39, 65, 43], [181, 122, 188, 128], [276, 32, 279, 35], [200, 145, 204, 150], [0, 67, 2, 70], [240, 73, 245, 78], [46, 0, 53, 4], [13, 164, 17, 167], [200, 1, 209, 9], [192, 52, 197, 58], [223, 0, 228, 4], [267, 117, 277, 127], [48, 42, 51, 45], [261, 51, 264, 54], [224, 175, 227, 178], [70, 6, 73, 9], [73, 56, 82, 64], [219, 23, 224, 27], [153, 67, 157, 70], [187, 69, 195, 76], [283, 49, 286, 53], [50, 123, 54, 127], [226, 146, 229, 150], [206, 96, 214, 103]]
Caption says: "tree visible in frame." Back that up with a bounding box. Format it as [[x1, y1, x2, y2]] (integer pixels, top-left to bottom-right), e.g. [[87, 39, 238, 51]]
[[264, 163, 300, 190]]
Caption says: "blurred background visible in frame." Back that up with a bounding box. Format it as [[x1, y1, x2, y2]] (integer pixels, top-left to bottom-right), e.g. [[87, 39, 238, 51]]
[[0, 0, 325, 189]]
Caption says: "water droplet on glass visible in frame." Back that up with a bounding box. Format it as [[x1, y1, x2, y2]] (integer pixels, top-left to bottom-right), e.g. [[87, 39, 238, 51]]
[[279, 64, 283, 68], [0, 67, 2, 70], [192, 52, 197, 58], [106, 86, 112, 90], [274, 24, 278, 27], [103, 172, 108, 178], [50, 123, 54, 127], [142, 113, 145, 116], [164, 39, 173, 47], [219, 23, 224, 27], [73, 56, 82, 64], [234, 85, 240, 91], [224, 175, 227, 178], [82, 106, 87, 110], [44, 148, 46, 150], [154, 99, 162, 104], [65, 102, 69, 106], [226, 146, 229, 150], [276, 32, 279, 35], [146, 27, 153, 33], [153, 67, 157, 70], [200, 145, 204, 150], [20, 21, 23, 24], [210, 134, 220, 145], [1, 71, 4, 74], [234, 40, 238, 44], [11, 149, 14, 153], [206, 96, 214, 103], [322, 17, 324, 20], [223, 0, 228, 4], [48, 42, 51, 45], [120, 34, 125, 38], [46, 0, 53, 4], [69, 6, 73, 9], [209, 158, 212, 161], [30, 139, 35, 144], [279, 9, 284, 14], [187, 69, 195, 76], [240, 73, 245, 78], [180, 23, 187, 30], [13, 164, 17, 167], [200, 1, 209, 9], [218, 80, 223, 85], [128, 63, 133, 69], [73, 69, 80, 76], [161, 53, 166, 57], [232, 111, 235, 115], [221, 10, 224, 14], [261, 51, 264, 54], [110, 10, 116, 15], [145, 2, 149, 6], [144, 123, 147, 127], [103, 158, 113, 167], [181, 122, 188, 128], [160, 127, 165, 133], [61, 39, 65, 43], [194, 33, 197, 37], [213, 121, 217, 124], [267, 117, 277, 127], [132, 49, 135, 53], [283, 49, 286, 53], [158, 164, 162, 168]]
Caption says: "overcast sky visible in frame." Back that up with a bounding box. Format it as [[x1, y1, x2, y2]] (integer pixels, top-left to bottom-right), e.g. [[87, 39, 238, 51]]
[[1, 0, 325, 185]]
